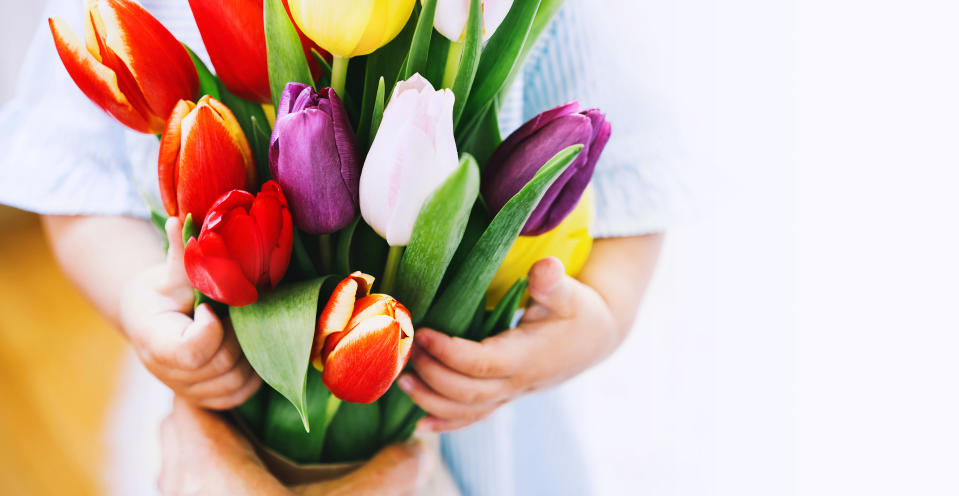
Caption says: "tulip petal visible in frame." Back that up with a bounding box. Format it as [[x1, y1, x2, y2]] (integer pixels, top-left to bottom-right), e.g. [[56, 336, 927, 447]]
[[216, 206, 265, 286], [346, 295, 393, 329], [48, 17, 153, 133], [158, 100, 197, 216], [351, 0, 416, 57], [288, 0, 375, 58], [270, 108, 357, 233], [188, 0, 271, 103], [176, 101, 255, 222], [313, 276, 360, 363], [322, 315, 402, 403], [93, 0, 198, 121], [185, 238, 260, 306]]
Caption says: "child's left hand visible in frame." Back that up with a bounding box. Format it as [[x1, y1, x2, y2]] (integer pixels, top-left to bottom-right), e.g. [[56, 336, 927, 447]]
[[398, 257, 623, 432]]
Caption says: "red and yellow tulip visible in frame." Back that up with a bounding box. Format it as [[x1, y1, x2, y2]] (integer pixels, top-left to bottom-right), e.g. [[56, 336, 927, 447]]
[[158, 95, 257, 223], [48, 0, 199, 134], [312, 273, 414, 404]]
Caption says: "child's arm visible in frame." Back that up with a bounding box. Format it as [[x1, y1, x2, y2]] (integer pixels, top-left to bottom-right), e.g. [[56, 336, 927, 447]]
[[399, 234, 663, 432], [43, 215, 261, 409]]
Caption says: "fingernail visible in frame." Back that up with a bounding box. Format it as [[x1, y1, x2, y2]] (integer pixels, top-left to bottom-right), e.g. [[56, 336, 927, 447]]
[[398, 374, 414, 392]]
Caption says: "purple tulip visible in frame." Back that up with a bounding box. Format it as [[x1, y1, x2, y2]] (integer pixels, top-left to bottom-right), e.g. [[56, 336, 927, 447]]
[[269, 83, 361, 234], [482, 102, 612, 236]]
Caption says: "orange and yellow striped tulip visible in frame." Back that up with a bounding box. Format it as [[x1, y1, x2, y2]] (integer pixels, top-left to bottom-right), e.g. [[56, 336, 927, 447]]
[[49, 0, 199, 134]]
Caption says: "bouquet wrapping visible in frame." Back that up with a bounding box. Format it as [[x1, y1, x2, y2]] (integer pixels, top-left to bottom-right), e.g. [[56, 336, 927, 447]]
[[49, 0, 611, 483]]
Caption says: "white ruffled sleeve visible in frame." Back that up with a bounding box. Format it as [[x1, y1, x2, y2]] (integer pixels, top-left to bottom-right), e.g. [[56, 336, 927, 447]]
[[508, 2, 692, 238], [0, 0, 159, 219]]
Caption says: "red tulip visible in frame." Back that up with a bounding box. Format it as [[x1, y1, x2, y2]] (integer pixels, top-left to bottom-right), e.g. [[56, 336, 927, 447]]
[[49, 0, 199, 134], [312, 273, 414, 403], [159, 95, 257, 223], [188, 0, 327, 104], [184, 181, 294, 307]]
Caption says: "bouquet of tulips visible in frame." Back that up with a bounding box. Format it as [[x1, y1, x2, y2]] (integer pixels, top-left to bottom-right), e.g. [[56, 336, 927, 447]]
[[49, 0, 609, 476]]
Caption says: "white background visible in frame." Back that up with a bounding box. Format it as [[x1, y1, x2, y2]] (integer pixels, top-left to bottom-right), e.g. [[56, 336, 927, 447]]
[[4, 0, 959, 495]]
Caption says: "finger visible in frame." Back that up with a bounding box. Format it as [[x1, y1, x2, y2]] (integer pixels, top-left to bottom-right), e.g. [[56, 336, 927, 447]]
[[195, 372, 262, 410], [409, 347, 508, 404], [525, 257, 577, 319], [397, 373, 500, 423], [183, 358, 256, 400], [332, 440, 431, 496], [163, 217, 191, 290], [418, 414, 491, 433], [153, 303, 224, 371], [158, 328, 244, 384], [414, 328, 519, 379]]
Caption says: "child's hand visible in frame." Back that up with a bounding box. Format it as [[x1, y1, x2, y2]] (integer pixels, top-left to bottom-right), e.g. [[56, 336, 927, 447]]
[[399, 257, 622, 432], [119, 218, 261, 410]]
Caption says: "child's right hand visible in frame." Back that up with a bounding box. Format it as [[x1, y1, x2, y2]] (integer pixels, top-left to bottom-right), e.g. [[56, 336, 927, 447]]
[[118, 218, 261, 409]]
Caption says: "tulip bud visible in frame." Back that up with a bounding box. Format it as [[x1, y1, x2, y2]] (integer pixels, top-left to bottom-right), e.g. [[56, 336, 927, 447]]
[[312, 272, 414, 404], [486, 187, 594, 308], [159, 95, 257, 223], [360, 74, 459, 246], [188, 0, 326, 104], [269, 83, 361, 234], [188, 0, 271, 103], [49, 0, 199, 134], [482, 102, 612, 236], [287, 0, 416, 58], [434, 0, 513, 42], [184, 181, 294, 307]]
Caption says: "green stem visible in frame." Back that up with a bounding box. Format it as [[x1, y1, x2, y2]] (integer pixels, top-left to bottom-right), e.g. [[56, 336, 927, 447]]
[[325, 395, 342, 425], [318, 234, 334, 275], [292, 230, 318, 277], [331, 56, 349, 97], [442, 40, 465, 90], [380, 245, 405, 295]]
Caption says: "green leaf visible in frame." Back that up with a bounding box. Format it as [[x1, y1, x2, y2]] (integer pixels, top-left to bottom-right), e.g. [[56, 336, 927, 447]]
[[402, 0, 436, 80], [310, 48, 333, 89], [451, 0, 483, 126], [394, 155, 480, 322], [459, 100, 503, 168], [425, 145, 582, 336], [216, 83, 272, 182], [480, 277, 528, 339], [335, 216, 361, 276], [357, 16, 417, 146], [182, 213, 197, 245], [323, 401, 382, 462], [261, 369, 335, 464], [350, 220, 389, 276], [424, 33, 450, 88], [369, 77, 386, 145], [457, 0, 541, 136], [500, 0, 566, 94], [229, 277, 332, 430], [265, 0, 314, 109], [183, 44, 220, 100]]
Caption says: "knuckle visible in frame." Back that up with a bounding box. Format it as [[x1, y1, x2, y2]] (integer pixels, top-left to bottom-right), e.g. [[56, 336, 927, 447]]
[[176, 347, 207, 370], [211, 346, 240, 375]]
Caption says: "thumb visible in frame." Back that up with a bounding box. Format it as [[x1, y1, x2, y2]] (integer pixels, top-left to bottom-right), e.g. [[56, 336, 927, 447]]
[[330, 441, 431, 496], [525, 257, 576, 320], [164, 217, 191, 290]]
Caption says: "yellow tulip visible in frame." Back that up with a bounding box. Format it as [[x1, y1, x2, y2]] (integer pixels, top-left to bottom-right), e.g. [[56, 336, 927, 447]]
[[486, 187, 595, 309], [287, 0, 416, 59]]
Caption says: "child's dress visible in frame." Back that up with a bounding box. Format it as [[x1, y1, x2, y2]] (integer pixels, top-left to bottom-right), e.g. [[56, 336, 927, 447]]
[[0, 1, 682, 494]]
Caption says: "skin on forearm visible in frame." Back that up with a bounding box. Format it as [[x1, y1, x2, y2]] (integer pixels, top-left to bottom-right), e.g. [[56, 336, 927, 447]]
[[577, 233, 664, 356], [42, 215, 165, 330]]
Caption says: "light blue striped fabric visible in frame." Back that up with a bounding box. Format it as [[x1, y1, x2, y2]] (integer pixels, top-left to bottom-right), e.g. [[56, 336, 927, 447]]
[[0, 1, 679, 495]]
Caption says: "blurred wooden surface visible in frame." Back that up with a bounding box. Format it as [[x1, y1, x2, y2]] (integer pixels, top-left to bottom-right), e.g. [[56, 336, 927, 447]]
[[0, 208, 126, 495]]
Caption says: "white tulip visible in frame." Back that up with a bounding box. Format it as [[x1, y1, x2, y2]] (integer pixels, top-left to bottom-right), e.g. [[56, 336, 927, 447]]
[[359, 74, 459, 246], [433, 0, 513, 43]]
